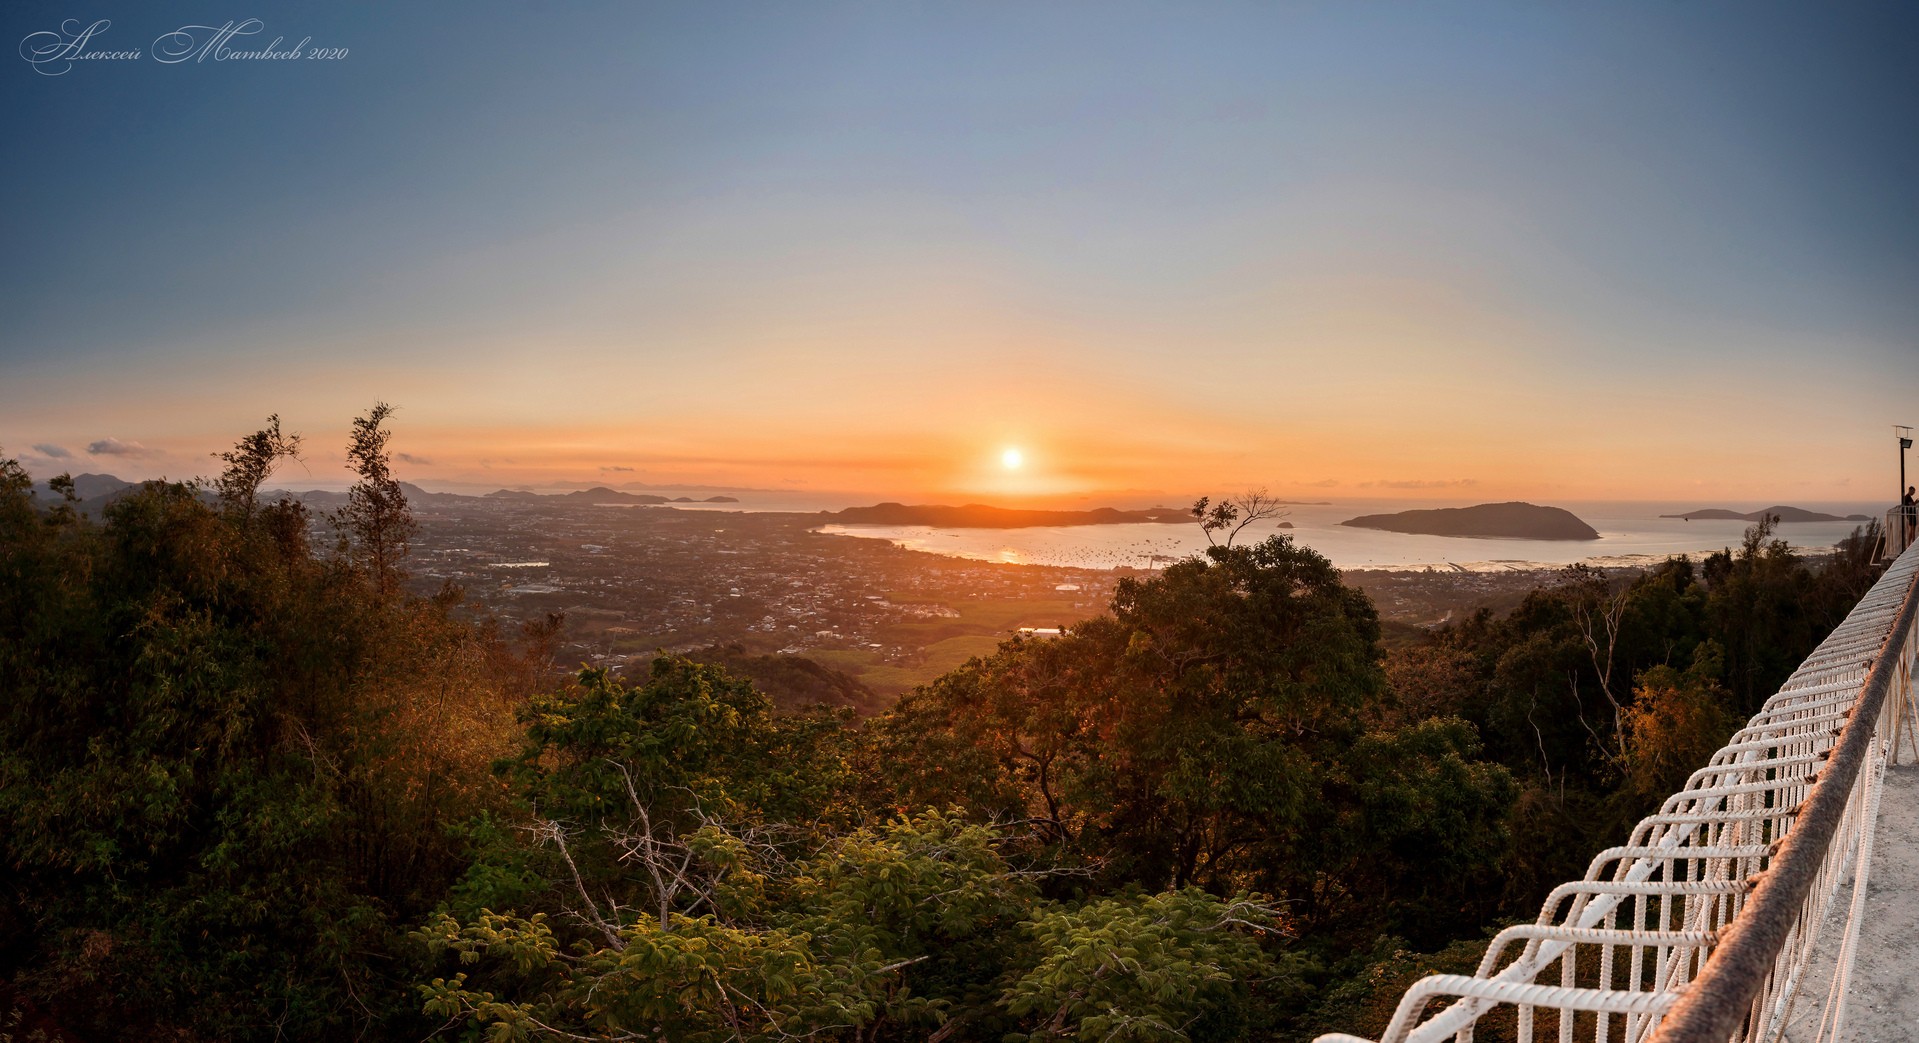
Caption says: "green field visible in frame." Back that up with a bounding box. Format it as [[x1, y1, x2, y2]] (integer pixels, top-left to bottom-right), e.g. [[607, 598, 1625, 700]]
[[585, 595, 1102, 697], [814, 595, 1097, 696]]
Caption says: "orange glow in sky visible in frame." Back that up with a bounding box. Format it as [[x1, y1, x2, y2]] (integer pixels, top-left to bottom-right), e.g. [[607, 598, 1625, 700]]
[[2, 5, 1914, 505]]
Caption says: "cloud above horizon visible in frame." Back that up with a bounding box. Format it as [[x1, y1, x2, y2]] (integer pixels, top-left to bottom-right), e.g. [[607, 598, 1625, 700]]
[[31, 443, 71, 458], [87, 437, 155, 458], [396, 452, 432, 465]]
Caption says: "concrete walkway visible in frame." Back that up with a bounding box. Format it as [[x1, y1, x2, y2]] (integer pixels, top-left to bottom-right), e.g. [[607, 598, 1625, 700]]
[[1782, 762, 1919, 1043]]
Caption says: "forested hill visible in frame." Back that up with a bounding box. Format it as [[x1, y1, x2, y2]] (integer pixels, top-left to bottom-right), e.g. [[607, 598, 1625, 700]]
[[1342, 501, 1601, 540], [1661, 505, 1872, 522], [0, 417, 1888, 1043]]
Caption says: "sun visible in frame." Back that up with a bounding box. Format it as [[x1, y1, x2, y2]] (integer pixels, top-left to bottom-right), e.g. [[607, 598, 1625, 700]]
[[1001, 447, 1024, 470]]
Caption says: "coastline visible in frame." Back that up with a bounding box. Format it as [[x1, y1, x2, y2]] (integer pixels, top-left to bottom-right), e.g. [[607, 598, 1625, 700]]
[[812, 511, 1870, 574]]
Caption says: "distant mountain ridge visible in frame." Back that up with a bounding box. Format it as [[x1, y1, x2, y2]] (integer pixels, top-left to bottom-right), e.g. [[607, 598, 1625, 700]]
[[1660, 506, 1871, 523], [1341, 501, 1601, 541], [281, 484, 740, 506], [23, 473, 144, 516], [30, 472, 136, 502], [23, 474, 743, 512], [484, 486, 737, 505], [826, 502, 1191, 528]]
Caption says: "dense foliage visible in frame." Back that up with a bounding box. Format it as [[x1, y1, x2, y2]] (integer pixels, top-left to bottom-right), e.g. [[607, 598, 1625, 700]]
[[0, 412, 538, 1039], [1385, 521, 1882, 906], [0, 421, 1887, 1042], [864, 539, 1514, 951]]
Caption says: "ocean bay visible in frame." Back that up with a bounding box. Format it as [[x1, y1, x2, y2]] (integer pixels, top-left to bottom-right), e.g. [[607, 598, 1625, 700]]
[[815, 500, 1884, 572]]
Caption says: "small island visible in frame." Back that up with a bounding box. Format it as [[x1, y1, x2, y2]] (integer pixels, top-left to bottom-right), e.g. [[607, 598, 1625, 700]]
[[1661, 505, 1871, 523], [1341, 501, 1601, 541], [825, 502, 1191, 528]]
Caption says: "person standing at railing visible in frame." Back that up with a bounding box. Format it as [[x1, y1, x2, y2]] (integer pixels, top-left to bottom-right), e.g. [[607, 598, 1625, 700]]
[[1905, 486, 1917, 547]]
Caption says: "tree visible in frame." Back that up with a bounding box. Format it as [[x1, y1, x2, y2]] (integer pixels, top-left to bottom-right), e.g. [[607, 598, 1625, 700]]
[[1560, 564, 1632, 760], [875, 536, 1393, 900], [215, 413, 302, 521], [872, 534, 1540, 955], [0, 422, 535, 1041], [1001, 889, 1298, 1043], [504, 657, 852, 838], [343, 402, 417, 595], [417, 805, 1296, 1043], [1190, 489, 1288, 548], [1617, 646, 1738, 809], [1701, 515, 1823, 714], [418, 811, 1041, 1043], [1311, 718, 1515, 945]]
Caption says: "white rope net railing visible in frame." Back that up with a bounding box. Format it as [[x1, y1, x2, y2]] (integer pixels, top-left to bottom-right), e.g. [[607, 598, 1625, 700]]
[[1315, 536, 1919, 1043]]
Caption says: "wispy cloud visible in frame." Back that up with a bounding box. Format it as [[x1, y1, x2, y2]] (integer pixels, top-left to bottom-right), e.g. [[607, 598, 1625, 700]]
[[87, 437, 155, 458], [1361, 478, 1479, 490], [1308, 478, 1340, 488], [397, 452, 432, 465], [31, 443, 71, 458], [601, 465, 635, 472]]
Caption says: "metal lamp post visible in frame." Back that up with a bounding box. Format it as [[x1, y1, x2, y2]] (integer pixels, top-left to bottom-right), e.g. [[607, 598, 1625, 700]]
[[1900, 426, 1914, 554], [1901, 426, 1913, 502]]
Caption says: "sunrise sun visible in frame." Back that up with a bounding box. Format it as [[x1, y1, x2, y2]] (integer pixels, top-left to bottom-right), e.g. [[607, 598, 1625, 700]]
[[1001, 447, 1024, 470]]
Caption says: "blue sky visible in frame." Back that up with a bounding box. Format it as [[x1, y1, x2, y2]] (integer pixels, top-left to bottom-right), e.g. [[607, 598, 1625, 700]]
[[3, 1, 1915, 500]]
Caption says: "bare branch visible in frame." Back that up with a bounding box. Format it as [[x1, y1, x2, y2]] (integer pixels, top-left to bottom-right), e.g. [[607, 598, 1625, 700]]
[[531, 819, 625, 950], [1191, 488, 1289, 548]]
